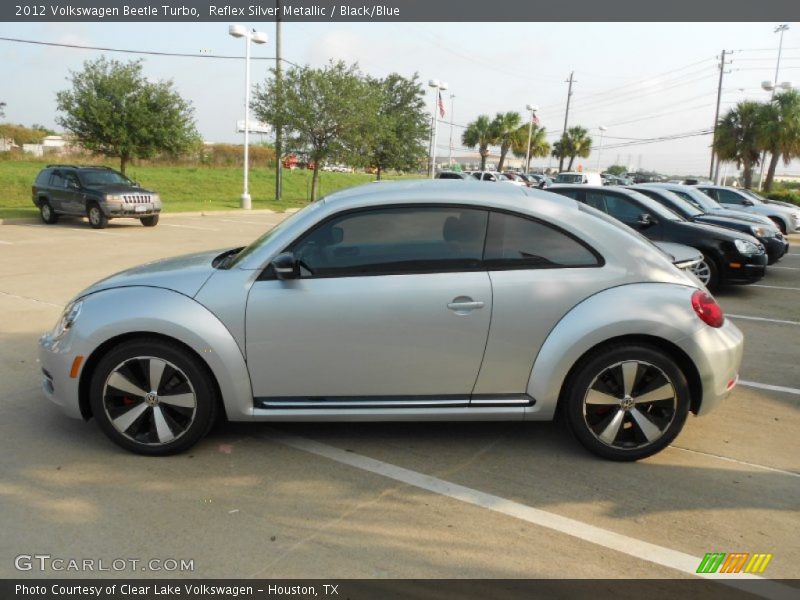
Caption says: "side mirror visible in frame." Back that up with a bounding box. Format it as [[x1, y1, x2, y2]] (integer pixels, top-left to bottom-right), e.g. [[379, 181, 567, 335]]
[[68, 181, 80, 190], [741, 199, 754, 206], [637, 213, 655, 227], [271, 252, 299, 280]]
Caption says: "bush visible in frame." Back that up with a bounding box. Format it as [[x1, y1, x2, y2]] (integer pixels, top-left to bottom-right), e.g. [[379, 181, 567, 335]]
[[199, 144, 276, 167], [765, 190, 800, 206]]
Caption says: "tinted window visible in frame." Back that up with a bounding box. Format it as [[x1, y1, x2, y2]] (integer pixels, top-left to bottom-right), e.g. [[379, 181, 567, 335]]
[[556, 188, 582, 201], [291, 207, 488, 277], [35, 169, 53, 186], [484, 211, 599, 268], [437, 172, 464, 180], [49, 171, 66, 188], [604, 193, 644, 222], [716, 189, 746, 205], [78, 169, 132, 186]]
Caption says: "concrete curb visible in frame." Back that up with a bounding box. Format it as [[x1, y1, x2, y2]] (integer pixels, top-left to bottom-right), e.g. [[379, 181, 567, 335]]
[[0, 207, 300, 226]]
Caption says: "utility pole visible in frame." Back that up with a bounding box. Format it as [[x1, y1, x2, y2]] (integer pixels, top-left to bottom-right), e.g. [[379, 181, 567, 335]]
[[559, 71, 575, 172], [709, 50, 732, 181], [274, 0, 283, 201]]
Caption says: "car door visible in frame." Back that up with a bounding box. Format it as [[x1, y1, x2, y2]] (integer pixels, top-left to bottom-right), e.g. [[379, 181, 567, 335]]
[[592, 190, 665, 241], [62, 170, 83, 214], [245, 205, 493, 407], [471, 210, 608, 397], [713, 188, 751, 212], [47, 170, 69, 213]]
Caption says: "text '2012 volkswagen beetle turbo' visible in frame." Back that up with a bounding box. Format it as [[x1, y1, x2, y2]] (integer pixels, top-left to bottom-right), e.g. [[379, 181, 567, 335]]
[[39, 181, 743, 461]]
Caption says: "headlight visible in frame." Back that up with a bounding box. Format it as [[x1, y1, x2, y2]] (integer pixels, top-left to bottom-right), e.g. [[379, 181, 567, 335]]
[[52, 300, 82, 340], [106, 194, 124, 203], [750, 226, 768, 238], [734, 239, 760, 256], [150, 194, 161, 204]]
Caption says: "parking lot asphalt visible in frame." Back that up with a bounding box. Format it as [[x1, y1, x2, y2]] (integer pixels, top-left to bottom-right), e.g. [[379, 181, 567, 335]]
[[0, 213, 798, 586]]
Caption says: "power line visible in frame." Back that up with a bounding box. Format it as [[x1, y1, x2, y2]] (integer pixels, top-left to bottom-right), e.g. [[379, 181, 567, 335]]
[[0, 36, 301, 67]]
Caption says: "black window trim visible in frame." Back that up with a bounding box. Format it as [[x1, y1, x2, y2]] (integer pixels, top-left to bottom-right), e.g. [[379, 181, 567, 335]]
[[258, 203, 604, 281]]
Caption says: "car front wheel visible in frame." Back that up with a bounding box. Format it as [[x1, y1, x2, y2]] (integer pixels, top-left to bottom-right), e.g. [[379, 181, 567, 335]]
[[140, 214, 159, 227], [564, 344, 690, 461], [89, 338, 218, 455], [692, 253, 719, 291], [87, 202, 108, 229]]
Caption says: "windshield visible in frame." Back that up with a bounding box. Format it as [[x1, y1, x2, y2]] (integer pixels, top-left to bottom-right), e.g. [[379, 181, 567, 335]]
[[229, 200, 323, 267], [624, 190, 683, 221], [739, 189, 767, 204], [644, 188, 703, 218], [78, 170, 134, 186], [555, 173, 584, 184], [577, 203, 672, 260], [677, 188, 722, 211]]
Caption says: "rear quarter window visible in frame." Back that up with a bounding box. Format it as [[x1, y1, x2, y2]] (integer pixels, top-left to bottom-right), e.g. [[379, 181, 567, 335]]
[[35, 170, 53, 186]]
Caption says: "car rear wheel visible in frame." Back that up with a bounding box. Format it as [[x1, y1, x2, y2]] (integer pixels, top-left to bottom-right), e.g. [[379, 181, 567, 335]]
[[140, 214, 159, 227], [564, 344, 690, 461], [692, 253, 719, 291], [39, 200, 59, 224], [89, 338, 218, 455], [87, 202, 108, 229]]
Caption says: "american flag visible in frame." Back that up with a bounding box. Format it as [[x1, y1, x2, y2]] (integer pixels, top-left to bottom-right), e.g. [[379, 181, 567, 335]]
[[438, 91, 446, 118], [533, 112, 541, 126]]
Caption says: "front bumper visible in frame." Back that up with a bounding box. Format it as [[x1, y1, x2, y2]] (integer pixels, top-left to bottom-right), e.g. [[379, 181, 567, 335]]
[[723, 250, 767, 284], [763, 235, 789, 263], [679, 318, 744, 416], [38, 330, 86, 420]]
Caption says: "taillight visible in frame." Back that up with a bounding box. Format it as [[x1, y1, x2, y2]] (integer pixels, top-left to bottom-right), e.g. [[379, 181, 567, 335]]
[[691, 290, 724, 328]]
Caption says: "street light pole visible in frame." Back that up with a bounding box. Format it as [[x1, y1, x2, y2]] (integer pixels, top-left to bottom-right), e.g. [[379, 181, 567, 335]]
[[524, 103, 539, 174], [229, 25, 268, 209], [757, 24, 789, 191], [428, 79, 448, 179], [448, 93, 455, 166], [274, 1, 283, 201], [596, 125, 607, 171]]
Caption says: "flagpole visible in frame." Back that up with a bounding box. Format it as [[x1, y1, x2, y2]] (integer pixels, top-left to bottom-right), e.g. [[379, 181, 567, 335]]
[[428, 79, 448, 179]]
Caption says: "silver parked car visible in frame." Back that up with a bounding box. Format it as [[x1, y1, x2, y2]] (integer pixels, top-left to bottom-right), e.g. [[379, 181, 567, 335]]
[[695, 185, 800, 234], [39, 181, 743, 461]]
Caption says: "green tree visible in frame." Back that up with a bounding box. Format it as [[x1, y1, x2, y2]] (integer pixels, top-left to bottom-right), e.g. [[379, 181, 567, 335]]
[[551, 135, 569, 172], [254, 60, 371, 201], [490, 111, 522, 172], [56, 57, 199, 174], [759, 90, 800, 192], [605, 164, 628, 176], [0, 101, 6, 119], [713, 101, 764, 189], [511, 123, 550, 172], [0, 123, 51, 144], [364, 73, 429, 180], [563, 126, 593, 171], [462, 115, 497, 171]]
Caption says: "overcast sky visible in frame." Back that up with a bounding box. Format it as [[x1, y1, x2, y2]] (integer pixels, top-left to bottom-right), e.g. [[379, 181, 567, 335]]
[[2, 21, 800, 175]]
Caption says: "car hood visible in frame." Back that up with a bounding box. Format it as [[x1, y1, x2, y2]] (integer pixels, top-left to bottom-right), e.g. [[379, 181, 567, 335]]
[[653, 241, 702, 268], [76, 249, 226, 300], [677, 219, 759, 243], [706, 208, 773, 225], [84, 184, 155, 195]]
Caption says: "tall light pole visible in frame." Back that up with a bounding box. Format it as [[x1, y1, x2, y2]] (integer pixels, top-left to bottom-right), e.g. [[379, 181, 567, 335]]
[[524, 103, 539, 174], [448, 93, 456, 166], [595, 125, 607, 171], [229, 24, 268, 209], [757, 24, 789, 190], [274, 1, 283, 201], [428, 79, 448, 178]]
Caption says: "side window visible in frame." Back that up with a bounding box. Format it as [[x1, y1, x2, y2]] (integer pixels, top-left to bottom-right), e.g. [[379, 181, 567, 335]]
[[717, 189, 744, 205], [64, 172, 80, 188], [698, 188, 718, 202], [35, 169, 52, 186], [484, 211, 600, 268], [290, 207, 488, 277], [585, 192, 607, 211], [556, 189, 582, 201], [603, 193, 643, 222], [49, 171, 65, 188]]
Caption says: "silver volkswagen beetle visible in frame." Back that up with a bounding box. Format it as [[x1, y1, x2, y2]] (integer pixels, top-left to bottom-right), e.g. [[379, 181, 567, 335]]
[[39, 181, 743, 460]]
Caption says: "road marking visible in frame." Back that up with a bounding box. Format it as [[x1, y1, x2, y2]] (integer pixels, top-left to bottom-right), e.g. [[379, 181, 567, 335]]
[[739, 380, 800, 396], [668, 446, 800, 478], [0, 290, 62, 308], [162, 223, 219, 231], [769, 266, 800, 270], [267, 431, 795, 598], [219, 219, 274, 226], [728, 314, 800, 326], [750, 284, 800, 291], [0, 240, 12, 245]]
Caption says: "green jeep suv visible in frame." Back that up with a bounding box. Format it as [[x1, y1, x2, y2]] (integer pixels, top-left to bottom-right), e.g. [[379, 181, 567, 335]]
[[32, 165, 162, 229]]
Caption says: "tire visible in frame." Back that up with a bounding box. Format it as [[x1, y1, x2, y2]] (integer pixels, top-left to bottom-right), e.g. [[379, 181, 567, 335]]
[[563, 344, 690, 461], [691, 252, 719, 292], [769, 217, 787, 235], [140, 214, 160, 227], [89, 338, 218, 456], [39, 200, 59, 224], [87, 202, 108, 229]]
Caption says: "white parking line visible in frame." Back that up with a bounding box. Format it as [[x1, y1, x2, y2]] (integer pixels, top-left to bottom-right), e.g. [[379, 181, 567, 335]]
[[0, 240, 12, 245], [668, 446, 800, 478], [268, 431, 794, 598], [750, 284, 800, 291], [162, 223, 219, 231], [728, 314, 800, 326], [0, 290, 62, 308], [219, 219, 274, 226], [739, 380, 800, 396], [769, 266, 800, 270]]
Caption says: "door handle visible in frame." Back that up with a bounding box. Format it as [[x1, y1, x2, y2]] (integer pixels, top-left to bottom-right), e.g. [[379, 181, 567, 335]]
[[447, 296, 485, 313]]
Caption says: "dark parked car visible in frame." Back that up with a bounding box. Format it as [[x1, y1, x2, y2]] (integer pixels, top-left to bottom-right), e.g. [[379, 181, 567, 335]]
[[631, 185, 788, 264], [549, 185, 767, 291], [435, 171, 470, 180], [32, 165, 162, 229]]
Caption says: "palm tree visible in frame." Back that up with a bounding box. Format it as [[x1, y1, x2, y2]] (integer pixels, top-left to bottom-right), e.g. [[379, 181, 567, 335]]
[[552, 135, 570, 172], [511, 123, 551, 171], [462, 115, 497, 171], [713, 101, 763, 189], [490, 111, 522, 172], [759, 90, 800, 192], [564, 126, 593, 171]]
